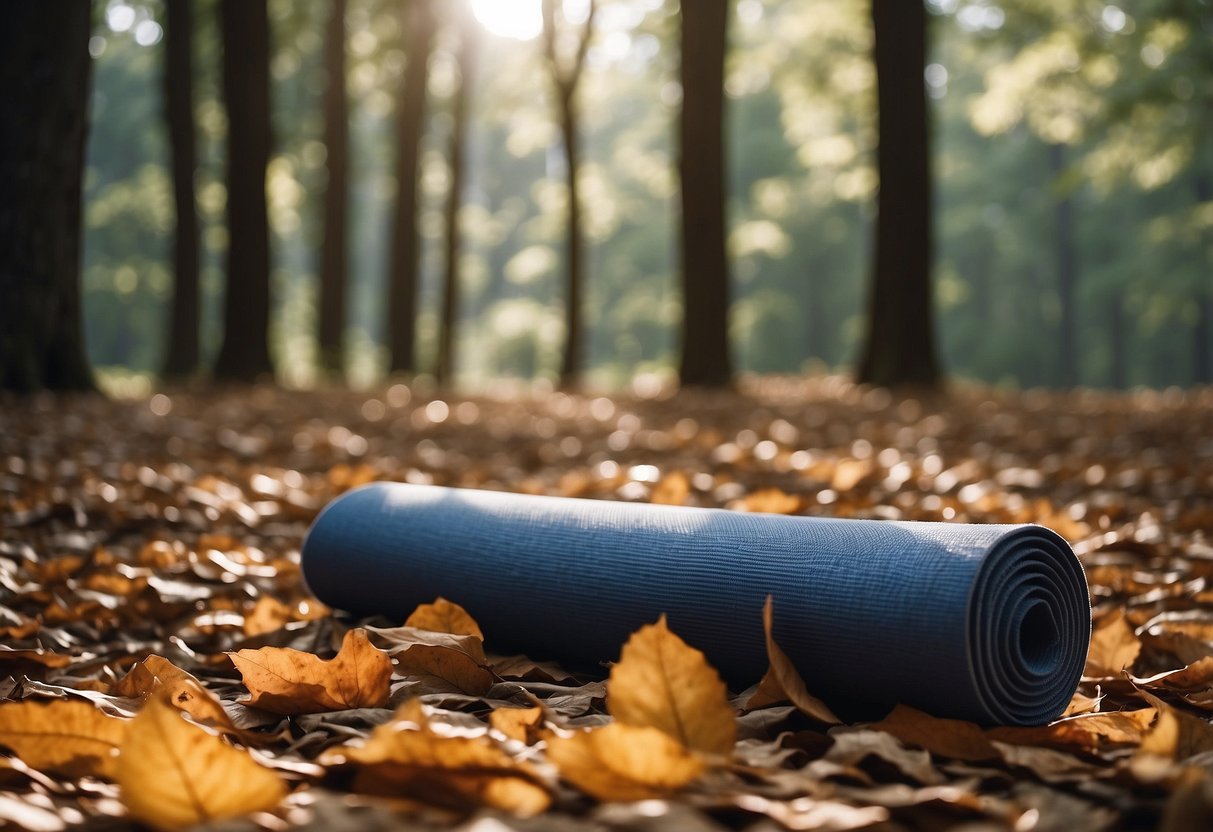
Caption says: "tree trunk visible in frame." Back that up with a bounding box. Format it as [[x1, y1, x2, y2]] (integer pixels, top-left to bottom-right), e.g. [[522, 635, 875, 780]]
[[557, 99, 585, 386], [856, 0, 940, 389], [678, 0, 733, 388], [214, 0, 275, 382], [162, 0, 202, 380], [436, 16, 476, 386], [1050, 143, 1078, 388], [318, 0, 350, 378], [387, 0, 436, 375], [0, 6, 95, 392]]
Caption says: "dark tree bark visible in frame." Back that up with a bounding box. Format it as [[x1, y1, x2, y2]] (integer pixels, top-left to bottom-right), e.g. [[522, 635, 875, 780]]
[[387, 0, 437, 375], [318, 0, 350, 378], [436, 12, 478, 386], [213, 0, 275, 382], [542, 0, 596, 387], [678, 0, 733, 388], [1050, 143, 1078, 388], [857, 0, 940, 388], [1195, 174, 1212, 385], [0, 6, 95, 393], [162, 0, 202, 380]]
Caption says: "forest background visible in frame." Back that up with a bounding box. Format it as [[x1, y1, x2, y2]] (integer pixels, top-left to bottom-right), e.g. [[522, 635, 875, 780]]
[[80, 0, 1210, 393]]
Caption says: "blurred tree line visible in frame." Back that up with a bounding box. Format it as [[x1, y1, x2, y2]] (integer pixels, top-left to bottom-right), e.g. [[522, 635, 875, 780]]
[[3, 0, 1211, 392]]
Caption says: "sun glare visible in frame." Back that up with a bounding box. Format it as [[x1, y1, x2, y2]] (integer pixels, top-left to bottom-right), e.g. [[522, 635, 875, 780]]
[[471, 0, 545, 41]]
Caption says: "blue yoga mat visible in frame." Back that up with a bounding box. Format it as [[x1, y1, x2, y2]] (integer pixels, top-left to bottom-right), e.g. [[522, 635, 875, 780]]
[[300, 482, 1090, 726]]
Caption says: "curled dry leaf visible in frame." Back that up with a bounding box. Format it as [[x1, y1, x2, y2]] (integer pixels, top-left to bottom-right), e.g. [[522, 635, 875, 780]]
[[608, 615, 735, 757], [547, 722, 705, 802], [0, 699, 128, 779], [229, 627, 391, 714], [116, 689, 286, 831], [113, 655, 234, 730], [1085, 610, 1141, 677], [988, 707, 1158, 751], [405, 597, 484, 640], [746, 596, 840, 724], [322, 699, 550, 817], [1137, 690, 1213, 761], [868, 704, 998, 762], [490, 706, 546, 745]]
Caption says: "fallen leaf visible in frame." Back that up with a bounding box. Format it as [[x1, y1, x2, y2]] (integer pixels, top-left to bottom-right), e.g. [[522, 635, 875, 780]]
[[0, 647, 71, 669], [735, 488, 802, 515], [989, 708, 1157, 751], [490, 706, 546, 745], [116, 690, 286, 830], [1138, 690, 1213, 760], [746, 596, 840, 724], [405, 597, 484, 640], [1135, 657, 1213, 692], [868, 704, 998, 762], [229, 627, 391, 714], [322, 700, 549, 816], [0, 699, 128, 778], [1086, 610, 1141, 677], [394, 643, 494, 696], [112, 655, 195, 699], [608, 615, 735, 757], [546, 722, 705, 801]]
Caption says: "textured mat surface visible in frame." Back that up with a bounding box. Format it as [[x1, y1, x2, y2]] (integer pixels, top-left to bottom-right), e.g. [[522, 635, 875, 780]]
[[301, 482, 1090, 725]]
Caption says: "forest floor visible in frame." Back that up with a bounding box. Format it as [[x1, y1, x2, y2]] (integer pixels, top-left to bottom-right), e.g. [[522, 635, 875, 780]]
[[1, 377, 1212, 831]]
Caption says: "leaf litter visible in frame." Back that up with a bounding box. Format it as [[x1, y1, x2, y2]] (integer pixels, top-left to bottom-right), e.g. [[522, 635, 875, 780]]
[[0, 378, 1211, 830]]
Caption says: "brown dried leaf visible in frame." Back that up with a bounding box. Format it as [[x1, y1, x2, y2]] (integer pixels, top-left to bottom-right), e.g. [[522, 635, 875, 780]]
[[1085, 610, 1141, 677], [404, 597, 484, 640], [868, 704, 999, 762], [490, 706, 546, 745], [1138, 690, 1213, 760], [323, 700, 549, 816], [746, 596, 840, 724], [989, 708, 1158, 751], [650, 471, 691, 506], [116, 689, 286, 831], [546, 722, 705, 802], [0, 699, 128, 778], [608, 615, 735, 757], [735, 488, 802, 515], [114, 656, 236, 733], [394, 643, 495, 696], [229, 627, 391, 714]]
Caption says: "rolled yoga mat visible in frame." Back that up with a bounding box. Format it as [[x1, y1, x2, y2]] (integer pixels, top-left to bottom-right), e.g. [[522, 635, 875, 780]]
[[301, 482, 1090, 726]]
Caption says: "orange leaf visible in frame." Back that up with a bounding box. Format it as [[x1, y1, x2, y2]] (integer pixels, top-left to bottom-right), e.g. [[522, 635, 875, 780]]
[[869, 704, 999, 762], [229, 627, 391, 714], [547, 722, 705, 801], [608, 615, 735, 757], [0, 699, 128, 779], [323, 700, 549, 816], [394, 643, 495, 695], [490, 706, 546, 745], [116, 690, 286, 831], [1085, 610, 1141, 677], [405, 597, 484, 640], [745, 596, 840, 724]]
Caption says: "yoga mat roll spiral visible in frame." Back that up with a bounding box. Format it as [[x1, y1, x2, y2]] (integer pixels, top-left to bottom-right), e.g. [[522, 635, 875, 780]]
[[300, 482, 1090, 726]]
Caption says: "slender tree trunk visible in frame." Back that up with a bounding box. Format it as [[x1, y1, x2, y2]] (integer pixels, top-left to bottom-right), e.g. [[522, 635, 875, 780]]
[[678, 0, 732, 387], [857, 0, 940, 389], [318, 0, 350, 378], [1050, 143, 1078, 388], [163, 0, 201, 380], [436, 16, 477, 386], [0, 6, 95, 392], [214, 0, 274, 382], [1195, 174, 1212, 385], [557, 101, 585, 385], [387, 0, 436, 375], [1108, 293, 1126, 389]]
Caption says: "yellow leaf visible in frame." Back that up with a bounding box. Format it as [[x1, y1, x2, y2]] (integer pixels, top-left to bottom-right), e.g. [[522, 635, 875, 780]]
[[608, 615, 735, 757], [116, 691, 286, 831], [547, 723, 705, 802], [324, 700, 550, 817], [490, 706, 546, 745], [0, 699, 128, 779], [650, 471, 691, 506], [229, 627, 391, 714], [405, 597, 484, 640], [745, 596, 840, 724], [1085, 609, 1141, 677], [1138, 690, 1213, 761]]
